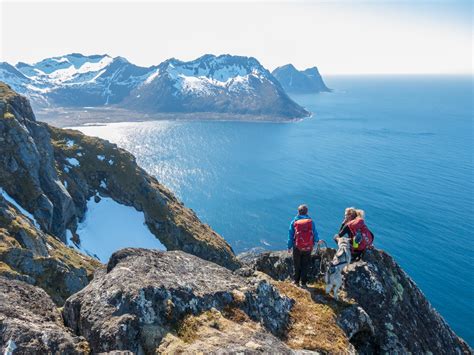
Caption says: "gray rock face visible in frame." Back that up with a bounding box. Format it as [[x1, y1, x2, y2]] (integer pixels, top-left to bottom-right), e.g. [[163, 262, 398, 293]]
[[0, 276, 89, 354], [336, 305, 377, 352], [239, 248, 472, 354], [343, 250, 471, 354], [0, 194, 99, 305], [63, 248, 293, 354], [0, 83, 75, 240]]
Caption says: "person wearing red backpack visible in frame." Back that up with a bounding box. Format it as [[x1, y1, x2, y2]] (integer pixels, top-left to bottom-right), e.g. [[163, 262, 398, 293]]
[[335, 207, 374, 261], [288, 204, 319, 287]]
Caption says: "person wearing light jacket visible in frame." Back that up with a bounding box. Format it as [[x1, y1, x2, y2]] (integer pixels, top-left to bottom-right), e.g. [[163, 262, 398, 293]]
[[288, 204, 319, 287]]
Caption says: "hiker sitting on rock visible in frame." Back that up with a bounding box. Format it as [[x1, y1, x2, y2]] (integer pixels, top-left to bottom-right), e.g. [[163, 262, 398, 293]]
[[335, 207, 374, 261], [288, 204, 319, 287]]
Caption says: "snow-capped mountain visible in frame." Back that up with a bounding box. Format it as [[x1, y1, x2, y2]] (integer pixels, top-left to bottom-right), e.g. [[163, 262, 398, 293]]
[[126, 54, 310, 118], [0, 62, 51, 106], [272, 64, 331, 94], [1, 53, 156, 107], [1, 54, 310, 119]]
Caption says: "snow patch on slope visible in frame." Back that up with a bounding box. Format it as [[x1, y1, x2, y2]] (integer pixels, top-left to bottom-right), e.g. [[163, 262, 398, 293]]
[[76, 196, 166, 262], [45, 56, 113, 84], [144, 69, 160, 84], [65, 157, 80, 167], [164, 59, 266, 96], [0, 188, 40, 228]]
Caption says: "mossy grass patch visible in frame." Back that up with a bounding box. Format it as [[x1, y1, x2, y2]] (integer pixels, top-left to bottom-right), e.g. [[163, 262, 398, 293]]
[[276, 280, 351, 353]]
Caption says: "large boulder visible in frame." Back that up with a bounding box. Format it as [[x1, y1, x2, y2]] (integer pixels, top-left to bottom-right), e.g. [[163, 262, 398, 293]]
[[0, 276, 89, 354], [63, 248, 293, 354]]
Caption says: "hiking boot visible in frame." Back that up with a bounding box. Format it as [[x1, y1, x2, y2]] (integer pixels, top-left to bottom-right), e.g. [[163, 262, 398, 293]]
[[293, 280, 300, 286], [301, 282, 308, 288]]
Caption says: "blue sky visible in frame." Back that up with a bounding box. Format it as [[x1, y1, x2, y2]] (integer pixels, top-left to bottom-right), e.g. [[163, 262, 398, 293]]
[[1, 0, 472, 74]]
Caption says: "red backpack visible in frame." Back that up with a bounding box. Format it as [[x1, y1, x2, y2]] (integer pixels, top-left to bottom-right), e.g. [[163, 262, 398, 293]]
[[347, 217, 373, 251], [294, 218, 314, 251]]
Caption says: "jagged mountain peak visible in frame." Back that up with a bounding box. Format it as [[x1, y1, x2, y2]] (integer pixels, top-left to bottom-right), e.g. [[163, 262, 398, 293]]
[[155, 54, 267, 83], [16, 53, 113, 77], [0, 54, 157, 107], [127, 54, 309, 119]]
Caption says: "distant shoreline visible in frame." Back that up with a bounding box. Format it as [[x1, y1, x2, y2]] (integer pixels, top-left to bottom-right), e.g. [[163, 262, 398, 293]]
[[35, 106, 312, 128]]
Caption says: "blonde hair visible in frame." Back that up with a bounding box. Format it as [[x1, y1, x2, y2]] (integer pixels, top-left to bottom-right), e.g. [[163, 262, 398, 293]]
[[356, 209, 365, 219]]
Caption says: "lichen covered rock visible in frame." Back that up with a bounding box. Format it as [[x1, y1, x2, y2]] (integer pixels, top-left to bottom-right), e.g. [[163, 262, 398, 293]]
[[158, 308, 294, 354], [343, 250, 471, 354], [0, 276, 89, 354], [63, 248, 292, 354]]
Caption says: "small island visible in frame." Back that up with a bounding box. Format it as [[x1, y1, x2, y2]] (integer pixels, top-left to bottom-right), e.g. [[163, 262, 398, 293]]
[[272, 64, 331, 94]]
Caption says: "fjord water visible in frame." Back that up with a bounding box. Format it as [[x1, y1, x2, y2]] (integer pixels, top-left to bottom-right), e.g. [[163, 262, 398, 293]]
[[73, 75, 473, 344]]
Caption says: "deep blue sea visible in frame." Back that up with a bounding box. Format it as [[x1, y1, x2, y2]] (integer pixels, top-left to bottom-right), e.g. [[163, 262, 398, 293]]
[[74, 75, 473, 345]]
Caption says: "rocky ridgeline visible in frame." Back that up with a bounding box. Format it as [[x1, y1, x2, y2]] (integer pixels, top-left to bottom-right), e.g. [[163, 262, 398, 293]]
[[0, 83, 471, 354], [0, 83, 75, 237]]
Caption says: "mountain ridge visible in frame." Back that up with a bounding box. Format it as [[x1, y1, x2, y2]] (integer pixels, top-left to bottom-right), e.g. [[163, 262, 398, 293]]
[[1, 53, 310, 120], [126, 54, 309, 118]]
